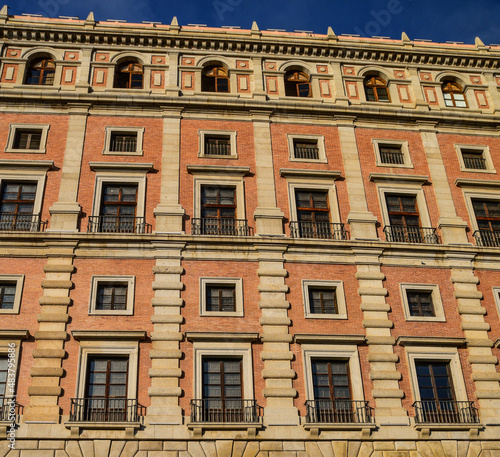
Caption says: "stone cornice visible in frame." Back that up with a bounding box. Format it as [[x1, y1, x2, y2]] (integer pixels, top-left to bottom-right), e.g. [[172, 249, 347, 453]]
[[1, 19, 500, 70], [71, 330, 147, 340], [186, 332, 259, 342], [396, 336, 466, 347], [294, 334, 366, 344]]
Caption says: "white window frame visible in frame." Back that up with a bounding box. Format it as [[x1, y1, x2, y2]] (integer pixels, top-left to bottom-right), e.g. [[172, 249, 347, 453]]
[[302, 344, 364, 402], [287, 134, 327, 163], [0, 275, 24, 315], [89, 275, 135, 316], [405, 346, 468, 405], [200, 277, 243, 317], [372, 139, 412, 168], [377, 184, 432, 229], [103, 126, 144, 156], [192, 341, 254, 402], [74, 339, 140, 403], [455, 144, 495, 174], [5, 124, 50, 154], [400, 283, 445, 322], [198, 130, 237, 159], [302, 279, 347, 319]]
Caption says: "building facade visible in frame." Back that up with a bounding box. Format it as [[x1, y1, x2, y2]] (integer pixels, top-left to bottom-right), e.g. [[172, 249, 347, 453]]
[[0, 9, 499, 457]]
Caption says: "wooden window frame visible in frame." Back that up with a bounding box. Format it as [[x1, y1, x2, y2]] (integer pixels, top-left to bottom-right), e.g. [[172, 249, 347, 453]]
[[200, 277, 244, 317], [114, 61, 144, 89], [302, 280, 347, 319], [202, 65, 230, 93], [284, 70, 311, 97], [442, 81, 468, 108], [364, 76, 390, 102], [89, 276, 135, 315], [400, 283, 445, 322], [24, 57, 55, 86]]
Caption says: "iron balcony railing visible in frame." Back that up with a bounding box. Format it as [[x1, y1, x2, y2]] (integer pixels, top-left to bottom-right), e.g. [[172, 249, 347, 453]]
[[384, 225, 440, 244], [205, 142, 231, 156], [380, 150, 404, 165], [69, 398, 145, 423], [305, 400, 373, 424], [110, 137, 137, 153], [474, 229, 500, 247], [191, 218, 253, 236], [294, 146, 320, 160], [463, 156, 486, 170], [190, 399, 260, 423], [87, 216, 151, 234], [0, 213, 46, 232], [413, 400, 479, 424], [290, 221, 349, 240], [0, 397, 23, 421]]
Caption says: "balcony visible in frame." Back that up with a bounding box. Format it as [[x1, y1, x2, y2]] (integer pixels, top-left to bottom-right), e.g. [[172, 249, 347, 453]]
[[87, 216, 151, 234], [0, 213, 46, 232], [290, 221, 349, 240], [190, 399, 260, 424], [69, 398, 145, 423], [474, 229, 500, 247], [413, 400, 479, 425], [191, 218, 253, 236], [0, 397, 22, 421], [384, 225, 440, 244], [305, 400, 373, 424]]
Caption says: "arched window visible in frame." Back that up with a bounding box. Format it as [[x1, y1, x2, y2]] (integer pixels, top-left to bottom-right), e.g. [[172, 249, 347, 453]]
[[442, 80, 467, 108], [285, 70, 311, 97], [24, 57, 55, 85], [364, 76, 390, 102], [114, 61, 143, 89], [202, 65, 229, 92]]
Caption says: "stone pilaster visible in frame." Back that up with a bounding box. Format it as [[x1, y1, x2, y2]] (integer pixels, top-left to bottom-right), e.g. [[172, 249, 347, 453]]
[[418, 123, 469, 244], [251, 111, 285, 236], [48, 104, 90, 232], [24, 241, 76, 423], [147, 242, 185, 426], [354, 248, 409, 426], [75, 47, 92, 93], [330, 62, 350, 105], [336, 117, 378, 240], [251, 57, 267, 100], [483, 73, 500, 114], [447, 252, 500, 425], [258, 244, 298, 426], [154, 108, 185, 233], [165, 50, 180, 96]]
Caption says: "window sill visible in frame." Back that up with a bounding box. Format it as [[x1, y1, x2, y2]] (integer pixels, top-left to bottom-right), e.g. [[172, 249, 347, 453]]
[[414, 422, 482, 439], [5, 148, 46, 154], [187, 421, 261, 437]]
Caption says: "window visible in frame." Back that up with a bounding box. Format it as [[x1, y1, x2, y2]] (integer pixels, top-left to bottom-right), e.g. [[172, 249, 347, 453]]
[[5, 124, 50, 154], [24, 57, 55, 85], [442, 81, 467, 108], [400, 284, 445, 322], [302, 280, 347, 319], [294, 139, 319, 160], [373, 139, 412, 168], [385, 194, 425, 243], [0, 276, 23, 315], [198, 130, 237, 158], [462, 150, 486, 170], [0, 182, 43, 232], [101, 184, 137, 233], [471, 198, 500, 247], [196, 185, 241, 235], [287, 135, 327, 163], [103, 127, 144, 156], [285, 70, 311, 97], [294, 190, 331, 239], [0, 356, 7, 396], [364, 76, 390, 102], [89, 276, 134, 315], [0, 283, 16, 310], [202, 65, 229, 93], [455, 145, 493, 172], [114, 61, 143, 89], [379, 145, 404, 165], [200, 277, 243, 316]]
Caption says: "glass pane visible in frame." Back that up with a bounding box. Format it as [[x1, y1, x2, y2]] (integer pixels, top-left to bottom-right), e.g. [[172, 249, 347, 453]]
[[89, 372, 107, 384], [109, 385, 126, 397], [111, 360, 128, 372], [87, 385, 106, 397]]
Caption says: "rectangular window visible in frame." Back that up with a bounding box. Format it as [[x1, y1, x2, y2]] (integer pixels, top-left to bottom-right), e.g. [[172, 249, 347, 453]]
[[13, 129, 42, 150], [379, 145, 404, 165], [295, 190, 331, 239], [204, 135, 231, 156], [407, 290, 435, 317], [96, 284, 128, 311], [0, 356, 7, 396], [462, 149, 487, 170], [385, 194, 424, 243], [308, 288, 337, 315], [0, 182, 38, 231], [199, 186, 237, 235], [293, 139, 319, 160], [89, 276, 134, 315], [202, 358, 243, 422], [472, 199, 500, 246], [206, 285, 235, 312], [84, 357, 129, 422], [0, 283, 16, 310], [99, 184, 138, 233], [109, 132, 137, 153]]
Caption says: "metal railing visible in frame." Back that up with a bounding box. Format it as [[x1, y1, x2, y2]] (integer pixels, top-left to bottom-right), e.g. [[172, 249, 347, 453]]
[[474, 229, 500, 247], [413, 400, 479, 424], [69, 398, 145, 423], [110, 137, 137, 152], [87, 216, 151, 234], [191, 218, 253, 236], [190, 399, 260, 423], [305, 400, 373, 424], [0, 397, 23, 421], [290, 221, 349, 240], [463, 156, 486, 170], [205, 142, 231, 156], [294, 146, 319, 160], [0, 213, 46, 232], [380, 150, 404, 165], [384, 225, 440, 244]]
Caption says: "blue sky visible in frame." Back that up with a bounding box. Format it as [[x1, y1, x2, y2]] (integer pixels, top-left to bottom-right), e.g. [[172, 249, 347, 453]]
[[6, 0, 500, 45]]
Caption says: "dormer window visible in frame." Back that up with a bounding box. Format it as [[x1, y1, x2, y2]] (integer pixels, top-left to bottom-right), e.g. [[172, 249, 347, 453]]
[[364, 76, 390, 102], [285, 70, 311, 97], [24, 57, 55, 86], [114, 61, 143, 89], [202, 65, 229, 93], [442, 81, 467, 108]]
